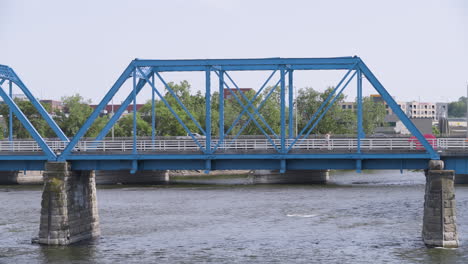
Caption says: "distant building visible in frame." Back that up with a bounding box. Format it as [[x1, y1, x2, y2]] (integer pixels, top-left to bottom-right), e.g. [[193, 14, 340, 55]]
[[89, 104, 145, 115], [0, 93, 28, 101], [40, 100, 63, 114], [223, 88, 253, 99], [339, 96, 448, 121]]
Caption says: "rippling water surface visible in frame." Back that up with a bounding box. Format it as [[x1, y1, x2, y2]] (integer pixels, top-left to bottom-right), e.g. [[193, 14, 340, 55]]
[[0, 170, 467, 263]]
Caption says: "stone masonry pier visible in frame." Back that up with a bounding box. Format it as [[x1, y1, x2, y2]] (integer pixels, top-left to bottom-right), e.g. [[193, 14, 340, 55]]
[[422, 161, 459, 248], [37, 162, 100, 245]]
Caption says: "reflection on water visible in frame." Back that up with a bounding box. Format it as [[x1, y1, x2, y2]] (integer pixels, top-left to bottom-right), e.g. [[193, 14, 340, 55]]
[[0, 170, 467, 264]]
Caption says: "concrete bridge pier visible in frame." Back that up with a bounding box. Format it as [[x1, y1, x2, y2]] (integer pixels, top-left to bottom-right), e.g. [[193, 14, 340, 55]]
[[37, 162, 100, 245], [250, 170, 329, 184], [0, 171, 43, 184], [422, 160, 458, 248]]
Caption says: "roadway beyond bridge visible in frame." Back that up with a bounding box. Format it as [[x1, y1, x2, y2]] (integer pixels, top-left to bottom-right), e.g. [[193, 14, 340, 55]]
[[0, 57, 465, 248]]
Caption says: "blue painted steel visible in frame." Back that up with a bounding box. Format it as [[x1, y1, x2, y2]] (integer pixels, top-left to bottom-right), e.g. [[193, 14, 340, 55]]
[[0, 87, 56, 159], [59, 62, 136, 159], [139, 68, 206, 151], [8, 80, 12, 141], [154, 71, 206, 135], [280, 67, 286, 152], [224, 72, 279, 139], [212, 70, 278, 151], [286, 66, 356, 152], [151, 74, 156, 142], [288, 70, 294, 138], [217, 78, 282, 152], [133, 57, 359, 70], [301, 71, 357, 139], [95, 79, 147, 141], [205, 68, 211, 154], [221, 74, 280, 152], [357, 68, 363, 154], [7, 67, 68, 141], [5, 56, 437, 174], [218, 70, 225, 147], [132, 69, 137, 155], [357, 60, 439, 159]]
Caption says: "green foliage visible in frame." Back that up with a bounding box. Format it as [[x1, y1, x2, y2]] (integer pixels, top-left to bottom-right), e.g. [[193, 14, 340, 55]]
[[448, 96, 467, 117], [361, 97, 386, 134], [55, 94, 96, 137], [296, 87, 353, 135], [113, 113, 151, 137], [0, 99, 54, 139]]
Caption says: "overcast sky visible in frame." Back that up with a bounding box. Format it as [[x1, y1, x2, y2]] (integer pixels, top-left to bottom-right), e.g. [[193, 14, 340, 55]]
[[1, 0, 467, 104]]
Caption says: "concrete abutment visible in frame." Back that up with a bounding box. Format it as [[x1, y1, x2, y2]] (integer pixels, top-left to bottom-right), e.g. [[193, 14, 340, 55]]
[[250, 170, 329, 184], [423, 161, 459, 248], [37, 162, 100, 245]]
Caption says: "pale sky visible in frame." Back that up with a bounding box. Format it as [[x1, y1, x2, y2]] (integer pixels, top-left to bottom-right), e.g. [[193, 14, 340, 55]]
[[1, 0, 467, 104]]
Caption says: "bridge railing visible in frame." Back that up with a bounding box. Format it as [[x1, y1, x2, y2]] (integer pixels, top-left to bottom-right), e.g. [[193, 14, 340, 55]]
[[0, 138, 466, 153]]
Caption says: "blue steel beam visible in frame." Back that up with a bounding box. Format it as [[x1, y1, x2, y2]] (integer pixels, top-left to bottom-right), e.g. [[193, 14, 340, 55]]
[[357, 59, 439, 159], [138, 68, 206, 151], [151, 74, 156, 142], [218, 70, 225, 147], [280, 67, 286, 152], [221, 75, 280, 152], [65, 153, 433, 160], [59, 62, 136, 160], [0, 85, 56, 159], [213, 70, 278, 150], [154, 71, 206, 135], [286, 66, 356, 152], [8, 80, 13, 141], [301, 71, 357, 138], [288, 70, 294, 138], [215, 79, 281, 152], [8, 68, 69, 141], [224, 72, 279, 139], [132, 69, 137, 155], [134, 57, 359, 69], [205, 68, 211, 154], [94, 78, 147, 141]]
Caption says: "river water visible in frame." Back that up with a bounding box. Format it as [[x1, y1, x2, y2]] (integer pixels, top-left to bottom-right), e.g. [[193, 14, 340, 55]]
[[0, 170, 467, 263]]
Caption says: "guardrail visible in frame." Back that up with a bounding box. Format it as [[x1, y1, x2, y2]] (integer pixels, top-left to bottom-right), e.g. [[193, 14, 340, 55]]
[[0, 138, 466, 153]]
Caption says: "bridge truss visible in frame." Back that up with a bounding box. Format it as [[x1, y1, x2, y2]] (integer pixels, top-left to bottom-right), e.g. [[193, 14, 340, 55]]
[[51, 56, 442, 173], [3, 57, 466, 173]]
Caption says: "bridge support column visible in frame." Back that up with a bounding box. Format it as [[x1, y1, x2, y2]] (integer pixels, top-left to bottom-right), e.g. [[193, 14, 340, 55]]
[[37, 162, 100, 245], [250, 170, 329, 184], [422, 161, 458, 248]]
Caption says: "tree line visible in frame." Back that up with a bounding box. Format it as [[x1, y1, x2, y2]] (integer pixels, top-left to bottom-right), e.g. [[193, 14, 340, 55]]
[[0, 81, 386, 139], [448, 96, 467, 118]]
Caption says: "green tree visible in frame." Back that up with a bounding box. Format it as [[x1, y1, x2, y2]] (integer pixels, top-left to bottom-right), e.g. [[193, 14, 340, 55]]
[[448, 96, 467, 117], [0, 99, 54, 139], [361, 97, 386, 134], [113, 113, 152, 137], [296, 87, 353, 135], [55, 94, 107, 138]]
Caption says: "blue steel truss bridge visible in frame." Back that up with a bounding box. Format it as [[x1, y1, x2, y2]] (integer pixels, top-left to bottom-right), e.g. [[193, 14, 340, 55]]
[[0, 57, 467, 174]]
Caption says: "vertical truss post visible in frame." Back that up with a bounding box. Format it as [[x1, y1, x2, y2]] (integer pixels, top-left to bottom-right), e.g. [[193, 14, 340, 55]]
[[205, 67, 212, 154], [218, 70, 224, 148], [280, 67, 286, 153], [288, 70, 294, 139], [151, 74, 156, 143], [8, 80, 13, 141], [132, 68, 137, 155], [357, 68, 364, 154]]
